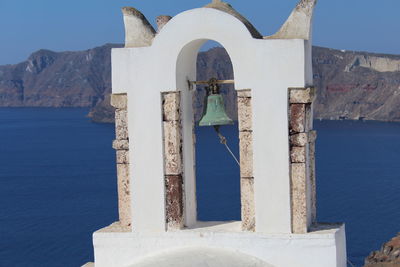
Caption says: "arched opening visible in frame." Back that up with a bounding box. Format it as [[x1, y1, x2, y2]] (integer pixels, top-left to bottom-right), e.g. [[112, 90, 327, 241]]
[[194, 41, 241, 222], [174, 36, 254, 230]]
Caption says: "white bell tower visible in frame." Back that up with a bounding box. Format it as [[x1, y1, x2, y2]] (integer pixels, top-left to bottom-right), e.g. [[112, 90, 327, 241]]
[[83, 1, 347, 266]]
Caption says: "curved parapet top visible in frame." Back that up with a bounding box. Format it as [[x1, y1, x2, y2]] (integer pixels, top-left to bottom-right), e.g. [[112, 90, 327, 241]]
[[204, 0, 263, 39], [266, 0, 317, 40], [122, 7, 156, 48], [156, 15, 172, 32]]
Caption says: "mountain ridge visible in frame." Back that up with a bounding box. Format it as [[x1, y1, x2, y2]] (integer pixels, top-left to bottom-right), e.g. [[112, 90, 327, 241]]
[[0, 44, 399, 123]]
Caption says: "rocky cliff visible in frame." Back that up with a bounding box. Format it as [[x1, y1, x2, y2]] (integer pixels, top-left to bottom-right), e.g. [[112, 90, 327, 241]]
[[0, 44, 122, 109], [364, 233, 400, 267], [0, 44, 399, 123], [313, 47, 400, 121]]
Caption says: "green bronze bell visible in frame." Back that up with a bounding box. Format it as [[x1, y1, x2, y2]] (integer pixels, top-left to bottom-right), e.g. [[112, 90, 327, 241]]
[[199, 78, 234, 127]]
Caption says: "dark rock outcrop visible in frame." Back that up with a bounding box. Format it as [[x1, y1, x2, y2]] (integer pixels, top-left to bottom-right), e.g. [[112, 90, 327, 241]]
[[87, 94, 115, 123], [365, 233, 400, 267]]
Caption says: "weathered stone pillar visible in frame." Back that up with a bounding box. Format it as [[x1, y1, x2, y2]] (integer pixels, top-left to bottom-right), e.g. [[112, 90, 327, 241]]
[[162, 92, 184, 230], [237, 89, 255, 231], [309, 130, 317, 223], [288, 87, 316, 233], [111, 93, 132, 228]]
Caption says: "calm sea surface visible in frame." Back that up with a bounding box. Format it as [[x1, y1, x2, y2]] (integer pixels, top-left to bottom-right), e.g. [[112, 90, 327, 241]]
[[0, 108, 400, 267]]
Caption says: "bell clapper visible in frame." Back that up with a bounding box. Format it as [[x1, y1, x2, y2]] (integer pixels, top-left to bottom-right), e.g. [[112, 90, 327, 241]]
[[213, 125, 240, 167]]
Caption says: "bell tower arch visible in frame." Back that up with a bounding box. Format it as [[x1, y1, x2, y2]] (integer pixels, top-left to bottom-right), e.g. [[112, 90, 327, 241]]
[[172, 35, 258, 230], [173, 39, 253, 231]]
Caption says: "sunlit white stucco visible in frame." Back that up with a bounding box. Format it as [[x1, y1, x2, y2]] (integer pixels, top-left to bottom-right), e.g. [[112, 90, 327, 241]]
[[88, 3, 348, 267], [93, 222, 346, 267], [112, 7, 309, 234]]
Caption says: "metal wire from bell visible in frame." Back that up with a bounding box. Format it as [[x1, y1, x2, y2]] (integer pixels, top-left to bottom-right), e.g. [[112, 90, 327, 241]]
[[213, 126, 240, 167]]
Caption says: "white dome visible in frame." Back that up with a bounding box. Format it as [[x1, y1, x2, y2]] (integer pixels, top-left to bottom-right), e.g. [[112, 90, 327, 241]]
[[128, 247, 274, 267]]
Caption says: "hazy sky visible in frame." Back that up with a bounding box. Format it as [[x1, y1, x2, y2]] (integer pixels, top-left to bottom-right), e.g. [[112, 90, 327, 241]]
[[0, 0, 399, 65]]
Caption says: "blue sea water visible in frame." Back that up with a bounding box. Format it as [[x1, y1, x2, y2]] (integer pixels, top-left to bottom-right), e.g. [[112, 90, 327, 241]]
[[0, 108, 400, 267], [0, 108, 118, 267]]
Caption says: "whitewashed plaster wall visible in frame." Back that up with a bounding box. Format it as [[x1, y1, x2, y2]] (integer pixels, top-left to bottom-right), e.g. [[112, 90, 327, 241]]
[[112, 7, 312, 233], [93, 223, 347, 267]]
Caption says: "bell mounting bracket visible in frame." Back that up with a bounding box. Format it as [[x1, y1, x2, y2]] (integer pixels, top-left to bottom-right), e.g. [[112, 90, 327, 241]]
[[187, 78, 234, 91]]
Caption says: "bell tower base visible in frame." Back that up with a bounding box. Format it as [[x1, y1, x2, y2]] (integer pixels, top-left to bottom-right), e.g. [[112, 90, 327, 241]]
[[90, 222, 346, 267]]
